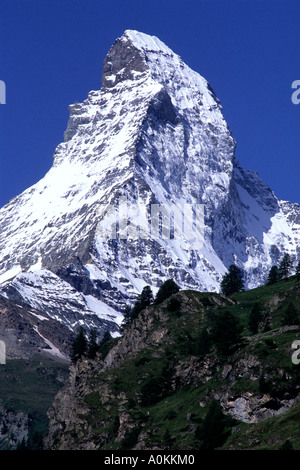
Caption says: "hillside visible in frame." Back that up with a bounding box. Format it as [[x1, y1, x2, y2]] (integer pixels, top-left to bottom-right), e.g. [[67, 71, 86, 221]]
[[44, 276, 300, 450]]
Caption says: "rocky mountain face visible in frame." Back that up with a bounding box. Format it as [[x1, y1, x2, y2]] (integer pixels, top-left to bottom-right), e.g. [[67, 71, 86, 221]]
[[44, 281, 300, 450], [0, 293, 73, 361], [0, 30, 299, 354], [0, 404, 29, 449]]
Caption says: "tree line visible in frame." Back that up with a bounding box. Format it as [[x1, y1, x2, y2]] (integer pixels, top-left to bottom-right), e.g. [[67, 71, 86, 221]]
[[220, 253, 300, 296], [71, 252, 300, 362]]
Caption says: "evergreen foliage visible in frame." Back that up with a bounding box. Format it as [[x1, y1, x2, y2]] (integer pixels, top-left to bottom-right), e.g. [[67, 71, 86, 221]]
[[71, 327, 114, 362], [220, 264, 245, 296], [98, 330, 113, 358], [210, 310, 243, 356], [87, 328, 99, 359], [266, 265, 279, 285], [131, 285, 154, 320], [195, 400, 234, 450], [154, 279, 179, 305], [70, 326, 87, 362], [278, 253, 293, 280]]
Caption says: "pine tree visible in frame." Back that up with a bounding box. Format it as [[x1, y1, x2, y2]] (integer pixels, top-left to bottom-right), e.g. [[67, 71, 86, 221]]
[[120, 305, 132, 331], [70, 326, 87, 362], [87, 327, 99, 359], [98, 330, 113, 358], [248, 303, 263, 334], [154, 279, 179, 305], [266, 265, 279, 285], [195, 400, 233, 450], [131, 285, 154, 320], [139, 285, 154, 308], [220, 264, 245, 296], [278, 253, 293, 280]]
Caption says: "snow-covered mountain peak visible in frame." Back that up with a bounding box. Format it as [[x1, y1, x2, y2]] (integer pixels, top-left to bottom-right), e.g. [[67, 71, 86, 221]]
[[101, 30, 175, 90], [124, 30, 175, 56], [0, 30, 299, 349], [102, 30, 227, 128]]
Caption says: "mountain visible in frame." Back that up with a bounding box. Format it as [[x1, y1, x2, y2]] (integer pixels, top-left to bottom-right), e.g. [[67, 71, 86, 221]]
[[0, 30, 299, 353], [44, 276, 300, 450]]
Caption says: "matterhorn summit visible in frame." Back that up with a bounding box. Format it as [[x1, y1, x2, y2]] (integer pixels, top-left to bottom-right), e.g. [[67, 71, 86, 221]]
[[0, 30, 299, 351]]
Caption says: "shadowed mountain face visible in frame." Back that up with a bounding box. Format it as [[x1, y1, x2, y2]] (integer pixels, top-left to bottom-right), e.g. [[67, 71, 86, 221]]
[[0, 30, 299, 348]]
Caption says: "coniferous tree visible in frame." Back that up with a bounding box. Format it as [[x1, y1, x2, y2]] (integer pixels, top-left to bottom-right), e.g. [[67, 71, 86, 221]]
[[70, 326, 87, 362], [87, 327, 99, 359], [98, 330, 113, 358], [210, 310, 243, 357], [278, 253, 293, 280], [131, 285, 154, 320], [195, 400, 233, 450], [248, 303, 263, 334], [154, 279, 179, 305], [266, 265, 279, 285], [120, 305, 132, 331], [220, 264, 245, 296]]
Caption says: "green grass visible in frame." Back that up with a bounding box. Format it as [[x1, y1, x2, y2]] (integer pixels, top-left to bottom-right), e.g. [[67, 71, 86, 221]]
[[222, 402, 300, 450], [48, 276, 300, 450]]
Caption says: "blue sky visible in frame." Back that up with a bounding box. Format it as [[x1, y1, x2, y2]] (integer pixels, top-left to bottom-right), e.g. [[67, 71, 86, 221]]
[[0, 0, 299, 208]]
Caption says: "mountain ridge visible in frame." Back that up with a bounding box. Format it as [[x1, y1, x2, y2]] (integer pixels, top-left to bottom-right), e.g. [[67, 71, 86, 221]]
[[0, 30, 299, 353]]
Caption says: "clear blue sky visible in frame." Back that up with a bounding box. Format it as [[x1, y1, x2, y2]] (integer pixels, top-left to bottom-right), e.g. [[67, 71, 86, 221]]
[[0, 0, 299, 208]]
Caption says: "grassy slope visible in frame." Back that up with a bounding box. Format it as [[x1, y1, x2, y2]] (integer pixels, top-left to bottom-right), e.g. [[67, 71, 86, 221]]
[[1, 277, 299, 450], [81, 277, 300, 450]]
